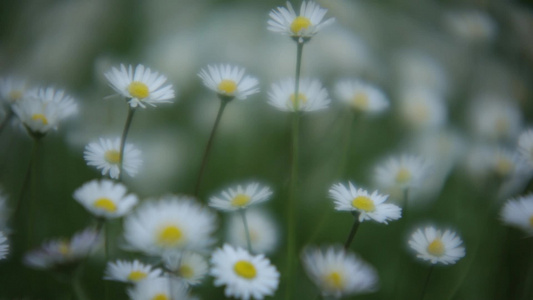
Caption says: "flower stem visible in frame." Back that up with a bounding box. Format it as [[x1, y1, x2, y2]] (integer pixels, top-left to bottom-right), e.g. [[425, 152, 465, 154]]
[[239, 209, 253, 253], [118, 106, 136, 182], [27, 138, 40, 248], [420, 266, 434, 300], [344, 212, 361, 249], [0, 109, 13, 136], [402, 188, 409, 220], [194, 99, 229, 198], [72, 266, 90, 300]]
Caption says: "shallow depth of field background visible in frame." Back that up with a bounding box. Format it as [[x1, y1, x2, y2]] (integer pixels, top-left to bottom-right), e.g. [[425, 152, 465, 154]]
[[1, 0, 533, 299]]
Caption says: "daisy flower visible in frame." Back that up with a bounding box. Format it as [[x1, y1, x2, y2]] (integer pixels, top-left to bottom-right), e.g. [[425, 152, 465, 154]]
[[328, 182, 401, 224], [227, 209, 279, 254], [397, 87, 447, 130], [104, 260, 162, 283], [501, 195, 533, 234], [209, 182, 272, 212], [198, 64, 259, 101], [302, 246, 377, 298], [210, 244, 280, 300], [374, 154, 429, 191], [163, 251, 209, 286], [123, 196, 217, 256], [334, 79, 389, 114], [0, 231, 9, 260], [268, 78, 330, 112], [73, 179, 138, 219], [445, 10, 497, 43], [0, 77, 27, 104], [128, 277, 190, 300], [84, 137, 142, 179], [268, 1, 335, 43], [518, 129, 533, 168], [469, 96, 522, 142], [104, 64, 175, 108], [488, 148, 522, 178], [408, 226, 465, 265]]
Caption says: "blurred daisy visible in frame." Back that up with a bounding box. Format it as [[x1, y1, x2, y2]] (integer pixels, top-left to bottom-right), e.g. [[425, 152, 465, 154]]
[[163, 251, 208, 286], [268, 78, 330, 112], [302, 246, 377, 298], [488, 148, 522, 179], [104, 64, 175, 108], [0, 231, 8, 260], [210, 244, 280, 300], [73, 179, 138, 219], [408, 226, 465, 265], [104, 260, 162, 283], [518, 129, 533, 168], [469, 96, 522, 142], [375, 154, 429, 191], [268, 1, 335, 43], [501, 195, 533, 234], [398, 87, 447, 130], [334, 79, 389, 114], [198, 64, 259, 101], [0, 77, 27, 104], [227, 209, 279, 254], [445, 10, 497, 43], [209, 182, 272, 212], [123, 196, 217, 255], [84, 137, 142, 179], [128, 277, 190, 300], [328, 182, 401, 224]]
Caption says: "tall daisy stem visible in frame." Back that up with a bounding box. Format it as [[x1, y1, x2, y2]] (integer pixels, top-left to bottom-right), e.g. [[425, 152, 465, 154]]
[[27, 138, 40, 248], [402, 188, 409, 220], [194, 99, 229, 198], [420, 266, 434, 300], [239, 209, 253, 253], [344, 212, 361, 249], [0, 109, 13, 136], [118, 106, 136, 182]]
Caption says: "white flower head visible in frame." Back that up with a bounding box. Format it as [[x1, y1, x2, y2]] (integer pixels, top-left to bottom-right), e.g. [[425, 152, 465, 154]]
[[104, 64, 175, 108], [328, 182, 401, 224], [398, 87, 447, 130], [73, 179, 138, 219], [0, 231, 9, 260], [268, 78, 330, 112], [469, 96, 522, 142], [302, 245, 378, 298], [198, 64, 259, 101], [501, 195, 533, 235], [408, 226, 465, 265], [163, 251, 209, 286], [374, 154, 429, 191], [123, 196, 217, 256], [334, 79, 389, 114], [488, 148, 523, 179], [209, 182, 272, 212], [104, 260, 162, 283], [0, 77, 27, 104], [518, 129, 533, 168], [210, 244, 280, 300], [445, 10, 497, 43], [227, 209, 279, 254], [127, 277, 190, 300], [83, 137, 142, 179], [268, 1, 335, 43]]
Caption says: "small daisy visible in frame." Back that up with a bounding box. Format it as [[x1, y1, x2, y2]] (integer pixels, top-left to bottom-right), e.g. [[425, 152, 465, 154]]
[[268, 1, 335, 43], [397, 87, 447, 130], [104, 260, 162, 283], [227, 209, 279, 254], [198, 64, 259, 101], [123, 196, 217, 256], [0, 77, 27, 104], [302, 246, 377, 298], [0, 231, 9, 260], [328, 182, 401, 224], [488, 148, 522, 178], [518, 129, 533, 168], [209, 182, 272, 212], [268, 78, 330, 112], [73, 179, 138, 219], [445, 10, 497, 43], [374, 154, 429, 191], [469, 96, 522, 142], [84, 137, 142, 179], [128, 277, 190, 300], [163, 251, 209, 286], [408, 226, 465, 265], [501, 195, 533, 234], [211, 244, 280, 300], [334, 79, 389, 114], [104, 64, 175, 108]]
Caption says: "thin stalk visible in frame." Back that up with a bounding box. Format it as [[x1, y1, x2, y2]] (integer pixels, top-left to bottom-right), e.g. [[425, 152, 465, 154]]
[[72, 266, 90, 300], [402, 188, 409, 220], [0, 109, 13, 135], [27, 138, 40, 248], [118, 106, 136, 182], [239, 209, 253, 253], [420, 266, 434, 300], [194, 99, 229, 198], [105, 221, 110, 259], [344, 212, 361, 249], [14, 141, 36, 219]]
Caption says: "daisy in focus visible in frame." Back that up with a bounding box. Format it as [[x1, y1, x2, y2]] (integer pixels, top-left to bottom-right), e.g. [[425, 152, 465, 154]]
[[0, 231, 8, 260], [84, 137, 142, 179], [227, 209, 279, 254], [329, 182, 401, 224], [198, 64, 259, 101], [268, 78, 330, 112], [374, 154, 429, 191], [104, 260, 162, 283], [334, 79, 389, 114], [268, 1, 335, 43], [163, 251, 209, 286], [104, 64, 175, 108], [302, 246, 377, 298], [128, 277, 190, 300], [209, 182, 272, 212], [210, 244, 280, 300], [501, 195, 533, 234], [73, 179, 138, 219], [408, 226, 465, 265], [518, 129, 533, 168]]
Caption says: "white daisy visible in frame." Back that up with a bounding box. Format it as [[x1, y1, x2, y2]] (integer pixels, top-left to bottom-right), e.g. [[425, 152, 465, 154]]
[[408, 226, 465, 265], [334, 79, 389, 114], [104, 260, 162, 283], [209, 182, 272, 212], [268, 78, 330, 112], [397, 87, 447, 130], [73, 179, 138, 219], [210, 244, 280, 300], [163, 251, 209, 286], [445, 10, 497, 43], [518, 129, 533, 168], [198, 64, 259, 101], [268, 1, 335, 43], [501, 195, 533, 234], [227, 209, 279, 255], [469, 96, 522, 142], [83, 137, 142, 179], [104, 64, 175, 108], [328, 182, 401, 224], [488, 148, 523, 179], [123, 196, 217, 256], [0, 231, 9, 260], [0, 77, 27, 104], [302, 246, 377, 298], [128, 277, 190, 300], [374, 154, 429, 191]]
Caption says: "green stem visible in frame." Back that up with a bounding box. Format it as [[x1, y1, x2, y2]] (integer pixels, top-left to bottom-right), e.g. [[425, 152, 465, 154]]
[[27, 138, 40, 248], [239, 209, 253, 253], [0, 108, 13, 136], [72, 266, 90, 300], [344, 212, 361, 249], [402, 188, 409, 221], [118, 106, 136, 182], [194, 99, 229, 198], [420, 266, 434, 300]]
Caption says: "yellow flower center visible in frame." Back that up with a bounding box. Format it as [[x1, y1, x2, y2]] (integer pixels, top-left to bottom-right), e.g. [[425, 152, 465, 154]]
[[495, 157, 513, 176], [352, 92, 369, 110], [231, 194, 251, 207], [218, 79, 238, 94], [179, 264, 194, 279], [151, 294, 169, 300], [58, 241, 70, 255], [93, 197, 117, 213], [291, 16, 312, 34], [427, 238, 445, 256], [395, 167, 412, 185], [233, 260, 257, 279], [128, 81, 150, 99], [290, 93, 307, 108], [9, 90, 23, 101], [351, 196, 375, 212], [127, 270, 147, 282], [31, 113, 48, 125], [324, 271, 344, 289], [157, 225, 183, 247], [412, 104, 429, 123], [104, 150, 121, 164]]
